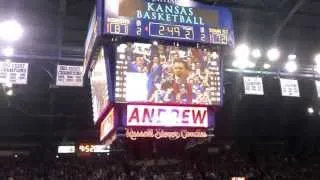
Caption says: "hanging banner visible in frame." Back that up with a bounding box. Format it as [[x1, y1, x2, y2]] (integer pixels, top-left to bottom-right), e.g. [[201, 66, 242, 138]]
[[280, 78, 300, 97], [243, 76, 264, 95], [315, 81, 320, 98], [56, 65, 83, 87], [0, 62, 28, 85]]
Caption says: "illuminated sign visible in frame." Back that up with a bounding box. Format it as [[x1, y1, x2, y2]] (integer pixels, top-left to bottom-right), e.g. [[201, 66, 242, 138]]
[[58, 146, 75, 154], [104, 0, 234, 45], [127, 105, 208, 128], [231, 178, 246, 180], [90, 48, 109, 123], [100, 108, 115, 141], [78, 144, 110, 153], [116, 43, 222, 106], [126, 128, 207, 140]]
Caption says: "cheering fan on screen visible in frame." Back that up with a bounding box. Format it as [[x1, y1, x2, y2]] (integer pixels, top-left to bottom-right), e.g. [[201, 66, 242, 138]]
[[164, 59, 193, 104], [128, 55, 148, 73]]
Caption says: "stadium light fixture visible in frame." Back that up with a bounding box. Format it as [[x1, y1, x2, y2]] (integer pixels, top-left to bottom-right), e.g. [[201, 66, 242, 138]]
[[315, 65, 320, 74], [307, 107, 314, 115], [263, 63, 271, 69], [0, 20, 23, 42], [235, 44, 250, 58], [232, 59, 249, 69], [248, 61, 256, 68], [2, 47, 14, 57], [6, 89, 13, 96], [314, 54, 320, 64], [288, 54, 297, 60], [251, 49, 261, 58], [267, 48, 280, 61], [285, 60, 297, 73]]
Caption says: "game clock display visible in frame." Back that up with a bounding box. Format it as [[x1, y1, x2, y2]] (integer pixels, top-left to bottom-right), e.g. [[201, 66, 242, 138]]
[[149, 23, 194, 40]]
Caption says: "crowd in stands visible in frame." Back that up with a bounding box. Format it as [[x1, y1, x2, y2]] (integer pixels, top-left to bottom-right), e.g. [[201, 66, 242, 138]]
[[0, 149, 320, 180]]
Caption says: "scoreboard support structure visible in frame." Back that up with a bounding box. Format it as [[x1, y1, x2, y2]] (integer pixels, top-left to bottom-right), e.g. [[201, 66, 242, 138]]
[[84, 0, 235, 147]]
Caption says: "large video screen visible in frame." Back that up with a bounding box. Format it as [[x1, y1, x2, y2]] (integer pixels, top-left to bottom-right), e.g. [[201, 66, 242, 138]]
[[115, 43, 221, 105], [90, 48, 109, 124]]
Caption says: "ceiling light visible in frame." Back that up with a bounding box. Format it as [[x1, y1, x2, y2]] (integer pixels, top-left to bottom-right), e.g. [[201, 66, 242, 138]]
[[248, 61, 256, 68], [263, 63, 271, 69], [6, 89, 13, 96], [288, 54, 296, 60], [267, 48, 280, 61], [251, 49, 261, 58], [235, 44, 250, 58], [314, 54, 320, 64], [285, 60, 297, 73], [0, 20, 23, 42], [307, 107, 314, 115], [2, 47, 14, 57]]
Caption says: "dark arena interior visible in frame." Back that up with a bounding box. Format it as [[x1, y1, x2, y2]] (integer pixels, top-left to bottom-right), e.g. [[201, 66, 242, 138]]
[[0, 0, 320, 179]]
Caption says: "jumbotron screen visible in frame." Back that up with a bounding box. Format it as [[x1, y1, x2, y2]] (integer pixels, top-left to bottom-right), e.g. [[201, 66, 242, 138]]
[[90, 48, 109, 124], [115, 43, 221, 105]]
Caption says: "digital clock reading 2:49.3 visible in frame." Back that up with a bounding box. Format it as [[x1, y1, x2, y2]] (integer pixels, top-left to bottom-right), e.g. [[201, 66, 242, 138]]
[[149, 22, 194, 40]]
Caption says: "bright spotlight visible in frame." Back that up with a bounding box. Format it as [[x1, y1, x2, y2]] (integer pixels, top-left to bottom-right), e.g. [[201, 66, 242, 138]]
[[235, 44, 250, 58], [267, 48, 280, 61], [263, 63, 271, 69], [314, 54, 320, 64], [307, 107, 314, 115], [285, 61, 297, 73], [288, 54, 297, 60], [315, 65, 320, 74], [251, 49, 261, 58], [232, 59, 249, 69], [248, 61, 256, 68], [0, 20, 23, 42], [6, 89, 13, 96], [2, 47, 14, 57]]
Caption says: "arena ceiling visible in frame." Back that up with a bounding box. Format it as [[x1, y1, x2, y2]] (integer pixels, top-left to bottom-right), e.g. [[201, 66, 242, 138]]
[[0, 0, 320, 149]]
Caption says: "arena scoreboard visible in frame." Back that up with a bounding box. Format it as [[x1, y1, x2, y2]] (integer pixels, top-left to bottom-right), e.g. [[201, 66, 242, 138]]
[[104, 0, 234, 45], [84, 0, 234, 73], [84, 0, 234, 142]]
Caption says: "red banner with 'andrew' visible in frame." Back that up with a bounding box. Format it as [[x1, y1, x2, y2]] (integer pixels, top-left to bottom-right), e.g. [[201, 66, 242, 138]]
[[126, 105, 208, 128]]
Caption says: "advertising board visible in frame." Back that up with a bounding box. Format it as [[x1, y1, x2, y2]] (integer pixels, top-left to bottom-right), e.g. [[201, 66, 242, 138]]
[[126, 104, 208, 128], [100, 108, 115, 141]]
